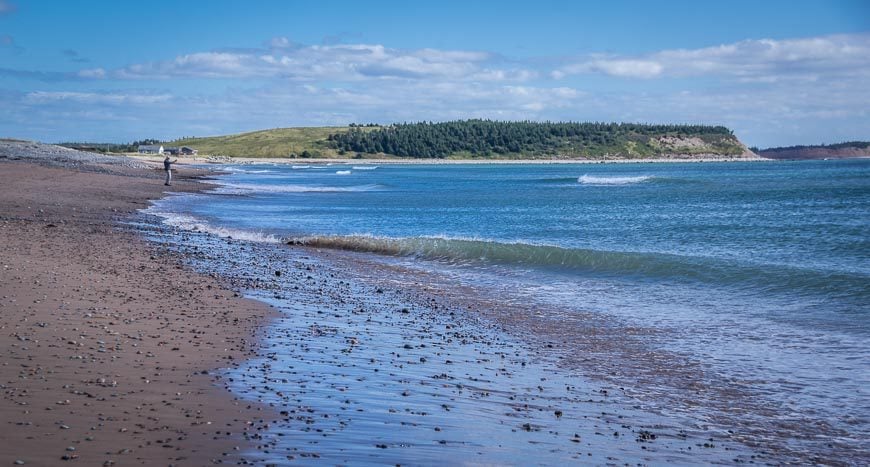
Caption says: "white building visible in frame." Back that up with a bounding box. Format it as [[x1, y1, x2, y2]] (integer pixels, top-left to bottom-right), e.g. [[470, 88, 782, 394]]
[[138, 144, 164, 154]]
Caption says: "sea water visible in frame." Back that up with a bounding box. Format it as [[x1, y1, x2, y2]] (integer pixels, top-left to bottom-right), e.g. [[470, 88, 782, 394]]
[[146, 160, 870, 463]]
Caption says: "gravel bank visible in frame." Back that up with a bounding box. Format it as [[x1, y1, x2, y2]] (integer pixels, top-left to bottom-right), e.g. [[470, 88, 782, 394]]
[[0, 140, 150, 171]]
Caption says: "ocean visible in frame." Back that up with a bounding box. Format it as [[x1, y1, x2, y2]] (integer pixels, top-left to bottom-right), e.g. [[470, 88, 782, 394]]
[[144, 159, 869, 464]]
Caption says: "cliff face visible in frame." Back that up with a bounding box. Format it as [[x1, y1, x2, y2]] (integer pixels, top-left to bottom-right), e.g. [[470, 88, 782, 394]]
[[758, 144, 870, 160], [648, 135, 758, 159]]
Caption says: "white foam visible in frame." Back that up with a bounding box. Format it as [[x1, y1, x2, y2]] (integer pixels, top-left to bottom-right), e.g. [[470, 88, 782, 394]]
[[290, 232, 558, 250], [578, 175, 653, 185], [211, 182, 380, 195], [352, 166, 378, 170], [143, 207, 283, 244], [335, 170, 352, 175], [291, 165, 310, 169], [221, 167, 274, 174]]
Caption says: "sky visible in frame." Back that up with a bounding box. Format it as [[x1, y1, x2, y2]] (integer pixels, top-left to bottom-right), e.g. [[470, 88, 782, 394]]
[[0, 0, 868, 147]]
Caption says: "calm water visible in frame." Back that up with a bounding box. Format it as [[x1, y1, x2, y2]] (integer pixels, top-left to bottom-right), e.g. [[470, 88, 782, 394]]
[[147, 159, 870, 462]]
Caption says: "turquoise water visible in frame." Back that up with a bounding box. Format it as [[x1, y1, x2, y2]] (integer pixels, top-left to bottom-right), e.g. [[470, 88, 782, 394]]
[[148, 159, 870, 461], [171, 160, 868, 318]]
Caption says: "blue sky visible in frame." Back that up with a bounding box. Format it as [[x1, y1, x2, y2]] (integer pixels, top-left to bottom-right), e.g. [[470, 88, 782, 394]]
[[1, 0, 868, 147]]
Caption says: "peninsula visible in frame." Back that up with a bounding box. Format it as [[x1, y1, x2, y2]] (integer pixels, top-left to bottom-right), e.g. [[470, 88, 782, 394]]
[[162, 120, 757, 160]]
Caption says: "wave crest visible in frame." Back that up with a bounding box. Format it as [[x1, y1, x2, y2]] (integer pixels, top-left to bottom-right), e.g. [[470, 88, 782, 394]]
[[143, 208, 283, 244], [578, 175, 654, 185], [287, 234, 869, 298]]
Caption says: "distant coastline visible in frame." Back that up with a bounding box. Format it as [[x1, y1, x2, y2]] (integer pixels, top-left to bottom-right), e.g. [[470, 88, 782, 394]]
[[131, 153, 772, 165], [1, 139, 768, 169], [754, 141, 870, 160]]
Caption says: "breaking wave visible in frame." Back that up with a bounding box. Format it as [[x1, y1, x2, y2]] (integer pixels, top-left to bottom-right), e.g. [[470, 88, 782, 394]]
[[287, 234, 869, 299], [143, 208, 283, 244], [220, 167, 275, 174], [578, 175, 655, 185]]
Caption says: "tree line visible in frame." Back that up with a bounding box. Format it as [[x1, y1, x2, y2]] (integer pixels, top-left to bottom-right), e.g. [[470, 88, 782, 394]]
[[58, 139, 162, 153], [328, 120, 734, 158]]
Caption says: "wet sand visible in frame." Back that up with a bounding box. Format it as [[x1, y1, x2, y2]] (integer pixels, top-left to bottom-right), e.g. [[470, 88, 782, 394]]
[[139, 216, 768, 465], [0, 161, 275, 465]]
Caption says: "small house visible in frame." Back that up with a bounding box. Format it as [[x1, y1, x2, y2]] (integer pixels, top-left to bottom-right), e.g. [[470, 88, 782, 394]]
[[138, 144, 164, 154]]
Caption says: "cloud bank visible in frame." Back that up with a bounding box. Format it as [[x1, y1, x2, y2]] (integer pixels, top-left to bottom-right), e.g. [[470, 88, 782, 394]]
[[3, 33, 869, 146], [553, 34, 870, 81], [103, 40, 534, 83]]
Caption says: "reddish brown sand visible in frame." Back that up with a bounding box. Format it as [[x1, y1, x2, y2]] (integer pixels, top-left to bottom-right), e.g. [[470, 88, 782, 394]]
[[0, 161, 275, 465]]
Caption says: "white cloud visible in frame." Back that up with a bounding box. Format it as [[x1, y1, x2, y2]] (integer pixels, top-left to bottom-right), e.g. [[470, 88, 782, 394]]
[[77, 68, 106, 79], [268, 36, 294, 49], [24, 91, 172, 105], [554, 33, 870, 81], [101, 34, 868, 87], [115, 52, 258, 79], [104, 42, 532, 83], [587, 59, 664, 78]]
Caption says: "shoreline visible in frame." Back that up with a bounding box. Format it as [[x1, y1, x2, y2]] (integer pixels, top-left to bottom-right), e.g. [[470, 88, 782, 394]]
[[0, 159, 276, 465], [144, 217, 766, 465]]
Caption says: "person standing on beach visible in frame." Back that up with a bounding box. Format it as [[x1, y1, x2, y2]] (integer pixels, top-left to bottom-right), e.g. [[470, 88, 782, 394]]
[[164, 155, 178, 186]]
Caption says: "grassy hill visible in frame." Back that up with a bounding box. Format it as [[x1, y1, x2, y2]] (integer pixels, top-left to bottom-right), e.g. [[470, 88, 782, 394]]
[[169, 126, 379, 158], [168, 121, 751, 160]]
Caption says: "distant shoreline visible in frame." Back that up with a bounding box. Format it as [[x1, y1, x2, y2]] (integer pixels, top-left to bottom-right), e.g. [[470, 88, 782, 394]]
[[131, 154, 774, 166]]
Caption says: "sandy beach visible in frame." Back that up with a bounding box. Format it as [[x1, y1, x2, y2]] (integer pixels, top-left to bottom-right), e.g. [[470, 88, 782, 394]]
[[0, 155, 275, 465]]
